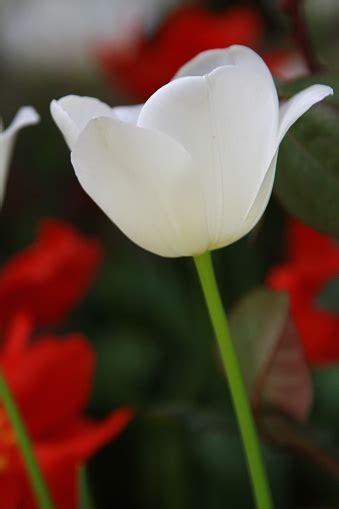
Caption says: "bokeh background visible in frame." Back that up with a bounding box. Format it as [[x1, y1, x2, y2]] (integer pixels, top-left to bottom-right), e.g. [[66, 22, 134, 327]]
[[1, 0, 339, 507]]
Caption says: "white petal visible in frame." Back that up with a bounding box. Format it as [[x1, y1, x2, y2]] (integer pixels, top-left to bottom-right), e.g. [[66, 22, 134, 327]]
[[50, 95, 115, 150], [138, 46, 279, 248], [0, 106, 40, 206], [278, 84, 333, 144], [173, 45, 275, 82], [239, 153, 278, 238], [71, 117, 209, 257], [210, 154, 278, 249], [112, 104, 143, 125], [2, 107, 40, 139], [174, 48, 236, 79]]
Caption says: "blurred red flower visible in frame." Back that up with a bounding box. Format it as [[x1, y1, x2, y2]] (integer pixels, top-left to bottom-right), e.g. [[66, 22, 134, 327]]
[[267, 220, 339, 366], [0, 329, 133, 509], [97, 5, 265, 100], [97, 4, 308, 102], [0, 220, 102, 330]]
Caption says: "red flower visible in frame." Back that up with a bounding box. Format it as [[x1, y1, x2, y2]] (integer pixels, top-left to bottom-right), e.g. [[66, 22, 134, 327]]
[[0, 328, 133, 509], [267, 220, 339, 366], [0, 220, 102, 329], [97, 5, 264, 100]]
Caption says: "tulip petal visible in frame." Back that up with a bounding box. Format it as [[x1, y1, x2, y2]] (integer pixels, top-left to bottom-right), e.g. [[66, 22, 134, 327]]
[[2, 107, 40, 139], [138, 46, 279, 248], [174, 48, 236, 79], [44, 408, 134, 460], [72, 117, 209, 257], [240, 153, 278, 238], [0, 470, 20, 509], [50, 95, 115, 149], [0, 107, 39, 205], [0, 221, 102, 327], [277, 84, 333, 144], [112, 104, 143, 125], [210, 153, 278, 249], [2, 335, 94, 438], [173, 45, 275, 82], [19, 446, 77, 509]]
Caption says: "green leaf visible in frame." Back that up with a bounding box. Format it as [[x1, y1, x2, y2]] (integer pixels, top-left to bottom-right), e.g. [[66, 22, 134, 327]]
[[230, 288, 312, 422], [316, 276, 339, 313], [275, 103, 339, 237]]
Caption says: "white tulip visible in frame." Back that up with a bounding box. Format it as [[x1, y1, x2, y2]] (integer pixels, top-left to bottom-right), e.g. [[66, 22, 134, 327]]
[[0, 107, 40, 206], [51, 46, 332, 257]]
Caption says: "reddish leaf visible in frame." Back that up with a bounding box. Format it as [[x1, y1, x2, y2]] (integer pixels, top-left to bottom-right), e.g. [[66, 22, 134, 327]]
[[230, 288, 312, 422]]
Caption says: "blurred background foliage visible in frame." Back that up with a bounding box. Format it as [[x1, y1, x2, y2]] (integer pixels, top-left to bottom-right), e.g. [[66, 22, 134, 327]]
[[0, 0, 339, 507]]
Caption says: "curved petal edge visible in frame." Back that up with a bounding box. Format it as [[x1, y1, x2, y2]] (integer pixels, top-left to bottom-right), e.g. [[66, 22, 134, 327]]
[[278, 84, 333, 144]]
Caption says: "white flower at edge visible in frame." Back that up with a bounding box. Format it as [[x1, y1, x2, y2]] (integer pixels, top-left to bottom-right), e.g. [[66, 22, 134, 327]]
[[50, 45, 332, 258], [0, 107, 40, 206]]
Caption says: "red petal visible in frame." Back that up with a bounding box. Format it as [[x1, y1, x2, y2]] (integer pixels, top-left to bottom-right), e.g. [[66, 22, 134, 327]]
[[0, 469, 20, 509], [15, 408, 133, 509], [2, 335, 94, 438], [288, 220, 339, 261], [17, 446, 78, 509], [267, 219, 339, 366], [38, 407, 134, 461], [0, 220, 102, 328]]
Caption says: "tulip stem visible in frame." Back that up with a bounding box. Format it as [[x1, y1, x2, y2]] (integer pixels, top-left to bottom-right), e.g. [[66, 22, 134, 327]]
[[0, 369, 55, 509], [194, 252, 273, 509]]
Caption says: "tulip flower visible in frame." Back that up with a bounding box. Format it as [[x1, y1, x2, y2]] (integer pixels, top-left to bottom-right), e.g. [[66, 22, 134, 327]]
[[0, 329, 133, 509], [0, 220, 102, 330], [0, 220, 128, 509], [0, 107, 39, 206], [51, 46, 332, 509], [51, 46, 332, 258]]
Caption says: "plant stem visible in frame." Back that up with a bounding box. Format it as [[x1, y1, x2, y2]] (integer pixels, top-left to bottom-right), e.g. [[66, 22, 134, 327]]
[[79, 465, 96, 509], [0, 369, 55, 509], [194, 252, 273, 509]]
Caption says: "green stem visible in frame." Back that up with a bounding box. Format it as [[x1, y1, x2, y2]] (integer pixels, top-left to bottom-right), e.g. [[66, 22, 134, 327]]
[[194, 252, 273, 509], [0, 369, 55, 509], [79, 465, 96, 509]]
